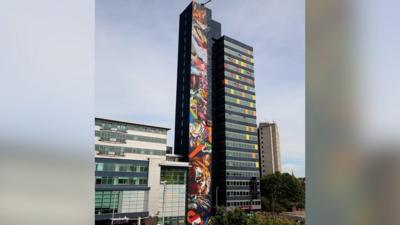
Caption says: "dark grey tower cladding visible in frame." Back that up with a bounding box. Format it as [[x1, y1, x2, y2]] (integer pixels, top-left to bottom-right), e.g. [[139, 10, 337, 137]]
[[174, 3, 221, 160], [212, 36, 261, 210]]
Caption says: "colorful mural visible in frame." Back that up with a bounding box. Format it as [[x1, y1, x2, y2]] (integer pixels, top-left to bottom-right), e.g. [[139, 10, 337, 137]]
[[187, 2, 212, 225]]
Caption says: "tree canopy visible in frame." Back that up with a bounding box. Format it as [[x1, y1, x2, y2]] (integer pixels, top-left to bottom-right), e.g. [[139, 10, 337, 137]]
[[260, 172, 305, 212], [210, 207, 298, 225]]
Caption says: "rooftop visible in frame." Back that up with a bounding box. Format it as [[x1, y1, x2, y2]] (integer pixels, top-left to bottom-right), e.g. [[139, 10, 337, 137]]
[[95, 117, 170, 131]]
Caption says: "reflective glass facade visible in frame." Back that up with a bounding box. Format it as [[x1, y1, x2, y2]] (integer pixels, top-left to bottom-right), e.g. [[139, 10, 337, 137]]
[[159, 167, 187, 225]]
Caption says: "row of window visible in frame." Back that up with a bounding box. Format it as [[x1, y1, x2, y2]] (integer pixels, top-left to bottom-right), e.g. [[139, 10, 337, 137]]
[[225, 108, 256, 119], [227, 190, 252, 197], [96, 121, 168, 135], [225, 96, 255, 109], [226, 170, 260, 177], [225, 131, 258, 142], [226, 140, 258, 150], [95, 144, 166, 156], [225, 71, 254, 86], [95, 162, 148, 173], [95, 176, 147, 186], [224, 64, 253, 77], [225, 112, 257, 125], [224, 78, 255, 93], [226, 150, 258, 159], [225, 55, 254, 70], [120, 190, 148, 213], [97, 122, 127, 133], [95, 190, 148, 215], [157, 216, 185, 225], [95, 191, 119, 214], [227, 160, 257, 168], [227, 180, 260, 186], [224, 40, 253, 56], [225, 104, 256, 116], [96, 130, 167, 144], [160, 167, 187, 185], [226, 87, 256, 102], [225, 122, 257, 133], [224, 47, 254, 63], [226, 200, 261, 207]]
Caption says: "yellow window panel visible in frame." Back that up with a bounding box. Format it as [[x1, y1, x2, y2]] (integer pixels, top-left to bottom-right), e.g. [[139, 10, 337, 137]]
[[252, 95, 256, 100], [250, 102, 254, 107], [230, 89, 234, 94], [254, 144, 258, 150], [241, 69, 245, 74], [255, 162, 259, 168], [236, 99, 241, 104], [244, 85, 248, 90], [250, 58, 254, 63], [236, 75, 239, 79], [245, 109, 248, 114], [246, 134, 250, 140]]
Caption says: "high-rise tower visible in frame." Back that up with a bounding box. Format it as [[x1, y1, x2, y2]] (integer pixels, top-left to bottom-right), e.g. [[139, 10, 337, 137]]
[[212, 36, 261, 210], [174, 2, 220, 224], [174, 2, 260, 224], [258, 122, 282, 176]]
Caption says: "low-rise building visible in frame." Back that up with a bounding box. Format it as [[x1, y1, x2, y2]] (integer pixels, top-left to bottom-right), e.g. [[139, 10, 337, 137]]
[[95, 118, 188, 225]]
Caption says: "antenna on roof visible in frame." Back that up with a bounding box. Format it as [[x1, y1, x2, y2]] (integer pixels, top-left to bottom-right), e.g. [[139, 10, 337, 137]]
[[201, 0, 212, 6]]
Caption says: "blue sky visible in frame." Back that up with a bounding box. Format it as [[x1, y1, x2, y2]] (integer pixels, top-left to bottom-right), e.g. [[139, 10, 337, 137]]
[[95, 0, 305, 177]]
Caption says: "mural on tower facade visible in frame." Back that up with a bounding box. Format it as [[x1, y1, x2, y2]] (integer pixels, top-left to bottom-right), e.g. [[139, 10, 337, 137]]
[[186, 2, 213, 225]]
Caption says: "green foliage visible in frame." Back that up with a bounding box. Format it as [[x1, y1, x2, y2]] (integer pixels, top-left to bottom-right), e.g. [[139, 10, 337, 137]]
[[261, 196, 271, 211], [225, 207, 248, 225], [260, 172, 305, 212], [209, 206, 227, 225], [210, 208, 297, 225]]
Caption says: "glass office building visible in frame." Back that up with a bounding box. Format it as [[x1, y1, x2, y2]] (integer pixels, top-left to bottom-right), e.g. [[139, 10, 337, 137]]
[[95, 118, 188, 225]]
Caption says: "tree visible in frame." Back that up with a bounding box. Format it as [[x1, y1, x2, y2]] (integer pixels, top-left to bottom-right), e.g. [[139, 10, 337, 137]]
[[209, 208, 298, 225], [209, 206, 226, 225], [225, 207, 248, 225], [260, 172, 305, 212]]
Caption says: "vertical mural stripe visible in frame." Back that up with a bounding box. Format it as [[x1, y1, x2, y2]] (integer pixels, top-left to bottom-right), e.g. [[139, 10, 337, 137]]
[[186, 2, 213, 225]]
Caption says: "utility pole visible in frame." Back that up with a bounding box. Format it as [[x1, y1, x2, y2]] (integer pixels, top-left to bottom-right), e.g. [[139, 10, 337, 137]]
[[160, 181, 167, 225]]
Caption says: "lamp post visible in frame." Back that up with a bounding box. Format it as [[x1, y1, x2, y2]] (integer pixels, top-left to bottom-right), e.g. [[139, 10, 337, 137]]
[[160, 181, 167, 225], [111, 190, 118, 225], [215, 186, 219, 207]]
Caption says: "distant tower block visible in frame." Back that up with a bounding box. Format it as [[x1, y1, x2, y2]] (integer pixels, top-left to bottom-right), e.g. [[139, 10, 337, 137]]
[[258, 122, 282, 176]]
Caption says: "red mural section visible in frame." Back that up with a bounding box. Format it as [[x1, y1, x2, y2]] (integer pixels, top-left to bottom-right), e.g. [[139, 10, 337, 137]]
[[187, 2, 212, 225]]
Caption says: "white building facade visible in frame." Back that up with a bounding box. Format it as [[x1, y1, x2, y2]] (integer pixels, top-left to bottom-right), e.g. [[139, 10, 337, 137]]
[[95, 118, 188, 225]]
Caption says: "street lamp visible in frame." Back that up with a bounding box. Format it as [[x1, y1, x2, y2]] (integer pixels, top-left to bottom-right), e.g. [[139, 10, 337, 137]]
[[215, 186, 219, 207], [160, 181, 167, 225], [111, 190, 119, 225]]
